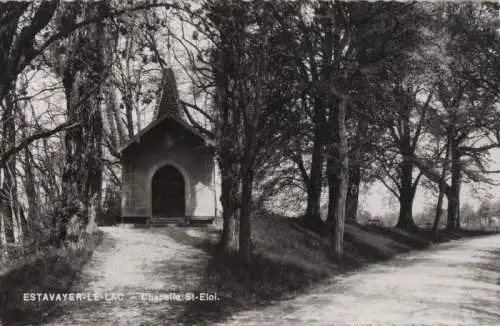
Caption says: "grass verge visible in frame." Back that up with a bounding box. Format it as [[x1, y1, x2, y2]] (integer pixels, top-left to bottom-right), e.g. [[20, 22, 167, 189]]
[[0, 231, 103, 326], [151, 213, 498, 325]]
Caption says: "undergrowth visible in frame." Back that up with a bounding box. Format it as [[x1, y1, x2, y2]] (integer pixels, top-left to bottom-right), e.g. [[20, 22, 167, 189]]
[[0, 231, 103, 326]]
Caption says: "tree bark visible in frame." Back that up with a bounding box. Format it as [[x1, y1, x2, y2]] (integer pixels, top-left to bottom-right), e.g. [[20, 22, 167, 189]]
[[213, 38, 240, 255], [433, 133, 452, 236], [326, 109, 340, 227], [346, 119, 364, 222], [59, 2, 106, 244], [396, 158, 418, 229], [0, 207, 7, 260], [1, 91, 17, 243], [218, 168, 239, 254], [328, 98, 349, 259], [304, 106, 326, 231], [304, 3, 333, 231], [447, 139, 461, 230], [6, 164, 21, 243], [239, 169, 253, 264], [433, 163, 447, 236], [346, 164, 361, 222], [326, 159, 340, 225], [396, 105, 418, 229], [20, 111, 38, 236]]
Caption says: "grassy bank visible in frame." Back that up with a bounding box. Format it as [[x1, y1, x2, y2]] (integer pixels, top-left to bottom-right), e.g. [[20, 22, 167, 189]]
[[151, 213, 498, 325], [0, 231, 103, 326]]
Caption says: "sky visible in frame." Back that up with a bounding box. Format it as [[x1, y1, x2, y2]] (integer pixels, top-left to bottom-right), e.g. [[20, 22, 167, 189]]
[[362, 148, 500, 217]]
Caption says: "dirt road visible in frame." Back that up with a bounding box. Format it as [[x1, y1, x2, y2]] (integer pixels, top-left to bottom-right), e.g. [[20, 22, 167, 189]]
[[46, 226, 209, 325], [220, 234, 500, 326], [45, 227, 500, 326]]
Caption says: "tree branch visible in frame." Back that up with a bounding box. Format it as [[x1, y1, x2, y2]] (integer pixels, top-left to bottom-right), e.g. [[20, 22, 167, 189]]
[[0, 121, 81, 165], [21, 2, 180, 76], [181, 103, 215, 139], [376, 175, 401, 199]]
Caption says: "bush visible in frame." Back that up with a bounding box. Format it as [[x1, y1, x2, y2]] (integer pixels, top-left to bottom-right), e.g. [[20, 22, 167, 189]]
[[0, 231, 103, 325]]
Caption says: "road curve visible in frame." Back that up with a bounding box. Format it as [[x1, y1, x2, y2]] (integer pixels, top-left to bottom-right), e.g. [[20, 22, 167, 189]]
[[220, 234, 500, 326]]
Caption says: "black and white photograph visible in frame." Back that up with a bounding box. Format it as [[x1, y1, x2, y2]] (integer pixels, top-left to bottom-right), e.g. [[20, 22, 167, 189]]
[[0, 0, 499, 325]]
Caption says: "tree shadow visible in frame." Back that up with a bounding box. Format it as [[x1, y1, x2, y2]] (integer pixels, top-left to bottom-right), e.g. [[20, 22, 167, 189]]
[[0, 232, 103, 326], [173, 250, 331, 325]]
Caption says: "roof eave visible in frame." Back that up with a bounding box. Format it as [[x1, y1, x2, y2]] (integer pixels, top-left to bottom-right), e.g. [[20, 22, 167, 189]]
[[118, 114, 215, 153]]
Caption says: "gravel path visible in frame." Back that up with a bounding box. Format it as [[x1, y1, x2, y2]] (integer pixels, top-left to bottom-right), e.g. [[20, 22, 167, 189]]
[[46, 226, 209, 326]]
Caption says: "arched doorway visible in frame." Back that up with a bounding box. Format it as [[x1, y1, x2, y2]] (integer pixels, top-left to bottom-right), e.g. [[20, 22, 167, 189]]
[[151, 165, 185, 217]]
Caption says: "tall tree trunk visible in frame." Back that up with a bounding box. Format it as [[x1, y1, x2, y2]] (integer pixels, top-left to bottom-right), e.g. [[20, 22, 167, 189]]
[[239, 168, 253, 264], [218, 165, 239, 254], [107, 86, 125, 146], [304, 3, 333, 231], [85, 98, 103, 235], [221, 210, 238, 253], [325, 110, 340, 226], [60, 70, 83, 245], [0, 206, 7, 260], [396, 107, 417, 229], [6, 164, 21, 243], [59, 2, 106, 245], [326, 159, 339, 225], [217, 122, 240, 255], [20, 111, 38, 236], [447, 139, 461, 230], [396, 163, 416, 229], [213, 41, 240, 255], [304, 108, 325, 231], [433, 133, 452, 236], [328, 98, 349, 259], [1, 91, 17, 243], [433, 162, 447, 236], [123, 38, 135, 139], [346, 164, 361, 222], [396, 159, 418, 229], [326, 112, 340, 227], [6, 97, 22, 243], [346, 121, 363, 222]]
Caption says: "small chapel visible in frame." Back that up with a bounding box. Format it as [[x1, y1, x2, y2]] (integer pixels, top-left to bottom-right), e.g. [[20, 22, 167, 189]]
[[119, 68, 217, 225]]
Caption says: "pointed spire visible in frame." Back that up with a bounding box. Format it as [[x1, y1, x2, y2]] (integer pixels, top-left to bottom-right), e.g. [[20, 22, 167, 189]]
[[157, 67, 182, 120]]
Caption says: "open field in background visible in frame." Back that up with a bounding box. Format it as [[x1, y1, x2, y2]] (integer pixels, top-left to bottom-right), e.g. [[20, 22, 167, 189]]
[[461, 225, 500, 232]]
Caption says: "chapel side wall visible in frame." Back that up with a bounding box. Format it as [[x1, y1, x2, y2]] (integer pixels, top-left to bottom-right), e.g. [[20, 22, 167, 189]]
[[120, 158, 132, 216], [121, 148, 150, 218]]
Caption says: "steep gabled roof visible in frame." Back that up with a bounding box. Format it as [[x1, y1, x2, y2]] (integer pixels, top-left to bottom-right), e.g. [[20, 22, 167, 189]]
[[118, 113, 215, 153]]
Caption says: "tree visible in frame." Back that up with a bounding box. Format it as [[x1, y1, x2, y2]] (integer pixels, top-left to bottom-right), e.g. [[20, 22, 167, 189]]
[[0, 1, 179, 248], [50, 2, 111, 245], [477, 200, 493, 226], [439, 3, 500, 229], [180, 0, 301, 262], [460, 202, 475, 226], [432, 134, 450, 236], [371, 77, 432, 229], [375, 3, 500, 231]]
